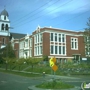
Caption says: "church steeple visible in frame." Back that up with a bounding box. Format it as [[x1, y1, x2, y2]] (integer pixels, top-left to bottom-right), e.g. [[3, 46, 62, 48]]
[[0, 8, 11, 49], [0, 8, 10, 34]]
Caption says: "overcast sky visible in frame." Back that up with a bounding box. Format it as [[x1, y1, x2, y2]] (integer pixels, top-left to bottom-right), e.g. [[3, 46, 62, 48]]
[[0, 0, 90, 34]]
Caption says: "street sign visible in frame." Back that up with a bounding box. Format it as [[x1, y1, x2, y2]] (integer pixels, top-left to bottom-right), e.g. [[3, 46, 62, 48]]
[[52, 64, 58, 71], [53, 57, 56, 63], [49, 57, 54, 67], [49, 57, 58, 71]]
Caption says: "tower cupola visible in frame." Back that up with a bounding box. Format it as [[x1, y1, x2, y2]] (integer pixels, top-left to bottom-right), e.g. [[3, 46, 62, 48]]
[[0, 9, 9, 21], [0, 9, 10, 35], [0, 9, 9, 17]]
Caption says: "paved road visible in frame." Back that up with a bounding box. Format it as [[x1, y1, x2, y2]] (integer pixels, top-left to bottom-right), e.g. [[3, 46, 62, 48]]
[[46, 75, 90, 87], [0, 71, 90, 90], [0, 72, 42, 90]]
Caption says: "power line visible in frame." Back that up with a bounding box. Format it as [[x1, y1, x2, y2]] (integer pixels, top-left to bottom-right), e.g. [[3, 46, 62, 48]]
[[12, 0, 72, 28], [41, 4, 89, 25], [12, 0, 60, 26], [9, 0, 90, 32], [55, 9, 90, 27], [11, 0, 52, 24]]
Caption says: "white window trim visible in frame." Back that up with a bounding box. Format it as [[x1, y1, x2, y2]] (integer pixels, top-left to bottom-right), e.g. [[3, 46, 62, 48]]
[[50, 44, 66, 55], [71, 37, 78, 50]]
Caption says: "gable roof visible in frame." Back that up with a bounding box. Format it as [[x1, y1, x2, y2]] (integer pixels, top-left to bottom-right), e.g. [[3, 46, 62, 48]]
[[10, 32, 26, 39]]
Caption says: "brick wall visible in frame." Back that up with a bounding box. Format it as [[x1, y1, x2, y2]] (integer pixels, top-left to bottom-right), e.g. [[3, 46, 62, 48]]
[[66, 35, 85, 57], [43, 32, 50, 56]]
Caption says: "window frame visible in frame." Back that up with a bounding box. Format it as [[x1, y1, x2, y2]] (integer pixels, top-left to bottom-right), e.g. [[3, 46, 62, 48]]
[[71, 37, 78, 50]]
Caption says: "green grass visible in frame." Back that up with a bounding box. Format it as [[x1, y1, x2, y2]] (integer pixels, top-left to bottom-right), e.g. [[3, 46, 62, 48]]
[[25, 66, 70, 76], [1, 63, 90, 77], [36, 80, 74, 89], [0, 69, 42, 77], [0, 64, 32, 71], [26, 66, 51, 74]]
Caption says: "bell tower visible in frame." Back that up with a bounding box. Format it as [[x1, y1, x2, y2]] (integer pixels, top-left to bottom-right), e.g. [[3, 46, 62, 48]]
[[0, 9, 10, 49]]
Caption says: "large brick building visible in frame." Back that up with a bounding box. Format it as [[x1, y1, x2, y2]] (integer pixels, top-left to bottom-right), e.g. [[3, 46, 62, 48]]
[[16, 26, 85, 63], [0, 9, 86, 63]]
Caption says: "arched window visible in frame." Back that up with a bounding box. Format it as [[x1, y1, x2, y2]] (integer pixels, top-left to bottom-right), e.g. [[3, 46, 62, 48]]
[[6, 24, 8, 30], [1, 24, 4, 30], [4, 16, 6, 20]]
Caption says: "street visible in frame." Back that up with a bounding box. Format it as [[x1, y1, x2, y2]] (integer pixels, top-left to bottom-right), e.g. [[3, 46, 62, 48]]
[[62, 76, 90, 87], [0, 72, 42, 90], [0, 72, 90, 90]]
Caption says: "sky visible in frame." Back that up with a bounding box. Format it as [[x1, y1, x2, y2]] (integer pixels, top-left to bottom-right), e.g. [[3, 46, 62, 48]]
[[0, 0, 90, 34]]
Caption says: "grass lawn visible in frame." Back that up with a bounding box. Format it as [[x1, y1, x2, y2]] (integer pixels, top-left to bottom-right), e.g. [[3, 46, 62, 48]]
[[36, 80, 74, 89], [1, 63, 90, 77], [0, 69, 42, 77]]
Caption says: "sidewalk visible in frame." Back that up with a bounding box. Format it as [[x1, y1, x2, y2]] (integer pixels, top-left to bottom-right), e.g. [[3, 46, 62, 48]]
[[0, 68, 80, 79], [28, 85, 81, 90]]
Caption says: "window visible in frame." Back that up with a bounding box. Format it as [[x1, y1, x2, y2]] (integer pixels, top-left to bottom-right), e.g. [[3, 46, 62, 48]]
[[25, 40, 28, 47], [35, 35, 37, 44], [55, 33, 57, 41], [59, 46, 61, 54], [63, 46, 65, 54], [35, 35, 37, 43], [62, 34, 65, 42], [40, 46, 42, 54], [38, 34, 39, 43], [1, 24, 4, 30], [75, 42, 77, 48], [59, 34, 61, 42], [51, 33, 53, 41], [36, 35, 38, 43], [20, 42, 24, 49], [38, 46, 39, 55], [51, 45, 53, 54], [55, 46, 57, 54], [71, 38, 78, 50], [4, 16, 6, 20], [6, 24, 8, 30], [30, 39, 32, 47], [59, 46, 65, 55], [40, 33, 42, 42]]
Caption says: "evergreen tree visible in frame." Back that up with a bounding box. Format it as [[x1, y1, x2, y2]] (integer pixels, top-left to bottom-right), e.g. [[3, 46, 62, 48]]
[[1, 42, 16, 58]]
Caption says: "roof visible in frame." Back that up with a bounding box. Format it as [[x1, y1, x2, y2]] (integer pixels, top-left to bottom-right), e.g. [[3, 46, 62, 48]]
[[0, 9, 9, 17], [10, 32, 26, 39], [33, 27, 83, 35]]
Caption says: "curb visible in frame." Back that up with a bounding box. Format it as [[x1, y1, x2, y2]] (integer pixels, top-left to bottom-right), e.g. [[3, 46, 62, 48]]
[[28, 85, 81, 90]]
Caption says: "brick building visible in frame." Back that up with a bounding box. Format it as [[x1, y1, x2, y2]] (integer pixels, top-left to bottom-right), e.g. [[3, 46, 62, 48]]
[[0, 9, 86, 62], [18, 26, 85, 63]]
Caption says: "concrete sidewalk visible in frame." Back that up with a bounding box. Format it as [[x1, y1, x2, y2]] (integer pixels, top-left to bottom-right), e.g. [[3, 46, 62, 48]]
[[28, 85, 81, 90], [0, 68, 80, 79]]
